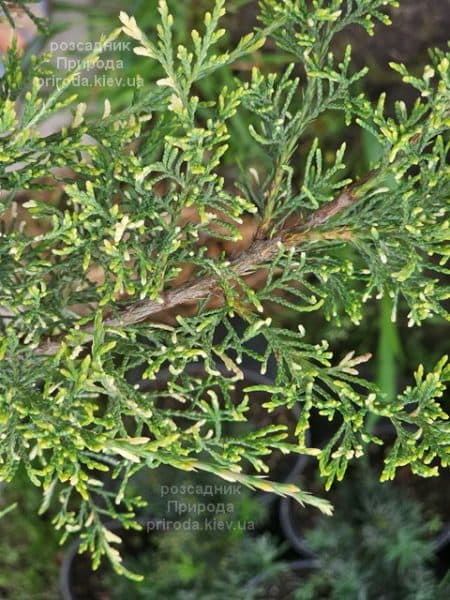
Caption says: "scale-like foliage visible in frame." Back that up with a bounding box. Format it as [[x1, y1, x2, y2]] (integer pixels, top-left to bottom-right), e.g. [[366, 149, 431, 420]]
[[0, 0, 448, 577]]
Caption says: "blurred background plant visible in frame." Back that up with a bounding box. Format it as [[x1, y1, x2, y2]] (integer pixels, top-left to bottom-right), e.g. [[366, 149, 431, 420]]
[[294, 469, 450, 600], [0, 469, 61, 599]]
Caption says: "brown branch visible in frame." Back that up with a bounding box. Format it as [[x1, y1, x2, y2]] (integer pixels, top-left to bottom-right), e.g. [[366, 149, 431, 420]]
[[35, 171, 378, 356]]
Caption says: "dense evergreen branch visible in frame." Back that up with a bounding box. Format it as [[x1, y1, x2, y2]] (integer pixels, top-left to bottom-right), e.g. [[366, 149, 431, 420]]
[[2, 0, 448, 577], [36, 171, 376, 356]]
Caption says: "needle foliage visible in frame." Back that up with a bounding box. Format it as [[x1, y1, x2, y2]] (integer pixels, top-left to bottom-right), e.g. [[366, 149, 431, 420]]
[[0, 0, 449, 577]]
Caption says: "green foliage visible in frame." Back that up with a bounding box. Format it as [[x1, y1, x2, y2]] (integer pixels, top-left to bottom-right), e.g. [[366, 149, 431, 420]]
[[51, 0, 263, 164], [103, 479, 285, 599], [0, 1, 48, 34], [107, 531, 283, 600], [0, 470, 60, 599], [0, 0, 449, 578], [294, 471, 449, 600]]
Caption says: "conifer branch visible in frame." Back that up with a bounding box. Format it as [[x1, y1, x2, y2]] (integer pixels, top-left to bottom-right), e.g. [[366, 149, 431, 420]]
[[2, 0, 448, 575], [35, 171, 377, 356]]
